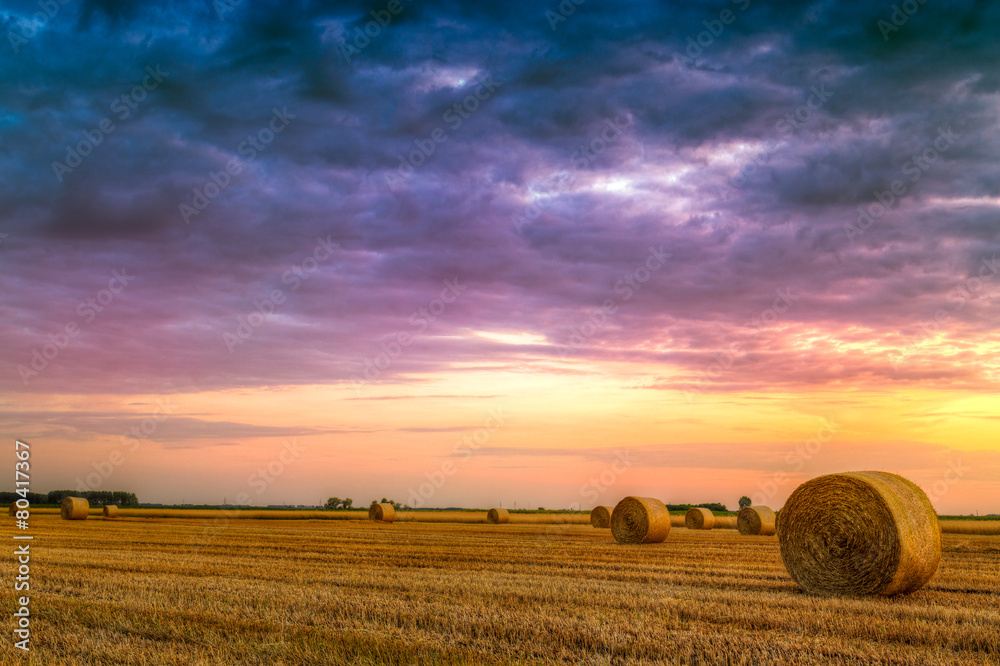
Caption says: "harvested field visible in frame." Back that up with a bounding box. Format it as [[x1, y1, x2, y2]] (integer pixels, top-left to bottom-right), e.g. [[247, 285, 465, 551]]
[[10, 514, 1000, 664]]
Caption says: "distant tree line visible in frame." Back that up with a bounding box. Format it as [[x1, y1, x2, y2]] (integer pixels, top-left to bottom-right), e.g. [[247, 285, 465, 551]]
[[666, 502, 729, 513], [375, 498, 411, 510], [325, 497, 419, 510], [0, 490, 138, 506], [324, 497, 355, 510]]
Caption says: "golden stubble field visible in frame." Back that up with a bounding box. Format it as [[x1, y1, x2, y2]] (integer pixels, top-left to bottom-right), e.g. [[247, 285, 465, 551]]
[[3, 515, 1000, 665]]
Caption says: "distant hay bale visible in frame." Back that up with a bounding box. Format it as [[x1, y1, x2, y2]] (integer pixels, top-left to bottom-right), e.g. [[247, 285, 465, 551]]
[[368, 503, 395, 523], [487, 508, 509, 524], [103, 505, 119, 519], [777, 471, 941, 596], [590, 505, 613, 528], [714, 515, 738, 529], [670, 514, 686, 528], [610, 496, 671, 544], [737, 506, 776, 536], [61, 497, 89, 521], [685, 507, 715, 530], [8, 502, 16, 517]]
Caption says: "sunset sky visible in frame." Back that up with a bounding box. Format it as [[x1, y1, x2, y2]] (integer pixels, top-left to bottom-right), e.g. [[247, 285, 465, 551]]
[[3, 0, 998, 513]]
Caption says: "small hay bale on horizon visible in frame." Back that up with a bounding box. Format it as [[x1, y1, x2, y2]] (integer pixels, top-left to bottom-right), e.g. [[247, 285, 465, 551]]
[[487, 508, 509, 524], [777, 471, 941, 596], [610, 497, 671, 544], [737, 506, 776, 536], [368, 503, 395, 523], [103, 505, 119, 519], [590, 505, 613, 528], [685, 507, 715, 530], [8, 502, 17, 517], [61, 497, 89, 521]]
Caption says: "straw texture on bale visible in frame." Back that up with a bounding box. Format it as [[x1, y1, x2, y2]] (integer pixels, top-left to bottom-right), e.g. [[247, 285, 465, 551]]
[[368, 503, 395, 523], [685, 507, 715, 530], [737, 506, 776, 536], [777, 471, 941, 596], [8, 502, 16, 517], [103, 505, 119, 519], [590, 505, 613, 528], [61, 497, 89, 521], [487, 508, 509, 524], [610, 496, 671, 544]]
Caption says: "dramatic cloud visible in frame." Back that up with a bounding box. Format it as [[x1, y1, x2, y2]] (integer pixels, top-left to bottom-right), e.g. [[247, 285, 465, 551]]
[[3, 0, 999, 396], [2, 1, 998, 509]]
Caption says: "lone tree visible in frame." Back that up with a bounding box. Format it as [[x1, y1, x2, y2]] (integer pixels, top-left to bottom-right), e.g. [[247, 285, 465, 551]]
[[739, 495, 752, 509]]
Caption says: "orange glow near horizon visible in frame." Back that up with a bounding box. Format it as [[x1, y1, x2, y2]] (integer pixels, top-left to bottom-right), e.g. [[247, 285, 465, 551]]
[[13, 358, 1000, 515]]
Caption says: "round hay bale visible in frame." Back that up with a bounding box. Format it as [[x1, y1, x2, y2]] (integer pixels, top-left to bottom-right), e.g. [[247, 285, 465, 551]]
[[685, 507, 715, 530], [8, 502, 17, 517], [61, 497, 89, 521], [487, 508, 509, 524], [737, 506, 776, 536], [610, 496, 670, 544], [590, 505, 613, 528], [103, 505, 119, 519], [777, 471, 941, 596], [368, 503, 395, 523]]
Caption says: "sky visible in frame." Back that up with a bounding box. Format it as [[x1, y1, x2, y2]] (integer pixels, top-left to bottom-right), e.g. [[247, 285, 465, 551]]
[[2, 0, 998, 513]]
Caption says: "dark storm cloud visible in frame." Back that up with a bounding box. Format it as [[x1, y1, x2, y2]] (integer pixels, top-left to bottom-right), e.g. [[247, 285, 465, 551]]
[[2, 0, 998, 394]]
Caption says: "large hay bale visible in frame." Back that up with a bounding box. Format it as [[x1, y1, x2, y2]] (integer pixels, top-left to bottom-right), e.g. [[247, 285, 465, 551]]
[[487, 508, 509, 524], [103, 505, 119, 519], [610, 496, 671, 544], [368, 503, 395, 523], [61, 497, 89, 521], [737, 506, 776, 536], [777, 471, 941, 596], [8, 502, 17, 517], [685, 507, 715, 530], [590, 505, 613, 528]]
